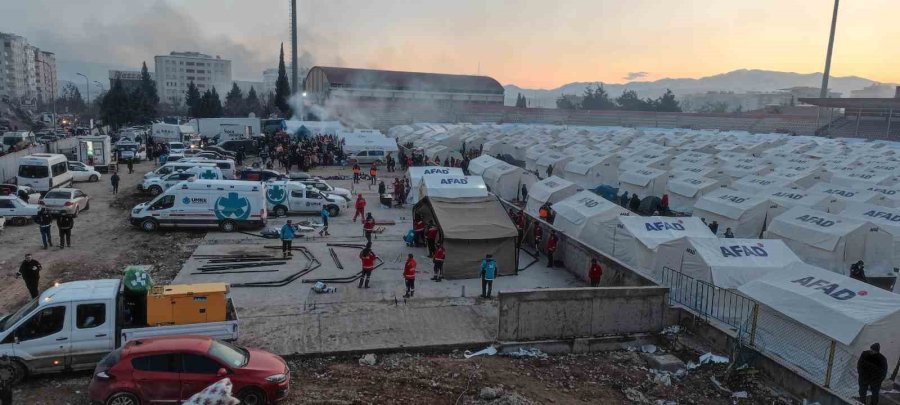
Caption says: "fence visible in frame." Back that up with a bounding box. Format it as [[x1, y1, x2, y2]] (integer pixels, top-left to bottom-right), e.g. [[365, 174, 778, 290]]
[[0, 137, 79, 183], [660, 267, 859, 399]]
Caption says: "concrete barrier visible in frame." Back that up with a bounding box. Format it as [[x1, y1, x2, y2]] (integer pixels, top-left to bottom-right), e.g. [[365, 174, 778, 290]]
[[497, 286, 669, 341]]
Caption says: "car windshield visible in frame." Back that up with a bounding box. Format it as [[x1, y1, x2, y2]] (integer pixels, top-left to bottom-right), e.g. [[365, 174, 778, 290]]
[[3, 138, 20, 146], [119, 145, 136, 151], [207, 340, 249, 368], [18, 165, 49, 178], [44, 191, 71, 199], [0, 297, 38, 332], [170, 143, 184, 149]]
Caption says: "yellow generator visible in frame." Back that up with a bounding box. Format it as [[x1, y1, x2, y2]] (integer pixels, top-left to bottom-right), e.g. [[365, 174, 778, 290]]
[[147, 283, 229, 326]]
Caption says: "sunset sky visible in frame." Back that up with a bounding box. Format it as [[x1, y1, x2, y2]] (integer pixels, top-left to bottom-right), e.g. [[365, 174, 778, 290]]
[[4, 0, 899, 88]]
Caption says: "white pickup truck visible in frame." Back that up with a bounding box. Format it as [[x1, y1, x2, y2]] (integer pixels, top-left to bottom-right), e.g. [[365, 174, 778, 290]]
[[0, 279, 238, 380]]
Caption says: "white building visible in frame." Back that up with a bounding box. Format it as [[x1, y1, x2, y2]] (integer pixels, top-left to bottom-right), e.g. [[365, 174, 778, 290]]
[[0, 32, 56, 106], [154, 51, 232, 106]]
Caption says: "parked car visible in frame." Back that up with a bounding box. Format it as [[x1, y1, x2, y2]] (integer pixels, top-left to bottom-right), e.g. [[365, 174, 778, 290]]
[[88, 336, 289, 405], [0, 184, 41, 204], [298, 179, 352, 201], [287, 172, 312, 181], [238, 168, 287, 182], [0, 195, 40, 225], [202, 145, 237, 158], [39, 187, 90, 216], [218, 139, 258, 155], [68, 161, 102, 182]]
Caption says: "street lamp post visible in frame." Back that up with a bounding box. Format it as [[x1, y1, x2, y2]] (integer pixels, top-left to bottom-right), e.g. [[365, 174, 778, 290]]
[[94, 81, 105, 94], [76, 73, 90, 104]]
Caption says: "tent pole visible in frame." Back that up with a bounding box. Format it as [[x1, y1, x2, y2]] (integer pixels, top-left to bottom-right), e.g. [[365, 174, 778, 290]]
[[749, 303, 759, 346], [824, 340, 836, 387]]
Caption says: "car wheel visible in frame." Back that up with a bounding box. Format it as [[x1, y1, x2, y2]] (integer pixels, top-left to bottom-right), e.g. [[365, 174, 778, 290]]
[[220, 219, 238, 232], [148, 186, 162, 196], [89, 175, 99, 182], [140, 218, 159, 232], [237, 388, 266, 405], [84, 200, 91, 211], [328, 206, 339, 217], [9, 217, 27, 226], [106, 392, 140, 405], [274, 205, 288, 217], [0, 359, 26, 385], [72, 206, 80, 218]]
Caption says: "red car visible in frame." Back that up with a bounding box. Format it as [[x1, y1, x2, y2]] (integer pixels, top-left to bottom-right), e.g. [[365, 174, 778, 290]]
[[88, 336, 290, 405]]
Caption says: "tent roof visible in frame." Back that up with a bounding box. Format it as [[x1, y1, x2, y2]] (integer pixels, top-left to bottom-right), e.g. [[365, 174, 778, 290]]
[[688, 237, 803, 286], [421, 175, 488, 199], [468, 155, 502, 174], [693, 188, 769, 220], [738, 262, 900, 345], [552, 190, 631, 227], [840, 202, 900, 234], [667, 176, 720, 198], [424, 196, 517, 240], [564, 155, 611, 175], [732, 175, 797, 193], [763, 188, 829, 208], [807, 182, 881, 203], [530, 176, 576, 202], [619, 168, 667, 187], [767, 206, 867, 251], [407, 166, 465, 182], [618, 216, 714, 249]]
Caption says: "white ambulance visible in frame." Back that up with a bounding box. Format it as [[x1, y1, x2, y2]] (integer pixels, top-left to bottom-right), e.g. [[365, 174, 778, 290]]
[[265, 180, 347, 217], [130, 180, 267, 232]]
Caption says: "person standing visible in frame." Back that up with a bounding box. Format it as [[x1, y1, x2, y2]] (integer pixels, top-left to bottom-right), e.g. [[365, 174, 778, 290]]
[[369, 162, 378, 186], [17, 254, 42, 298], [619, 191, 629, 207], [432, 242, 445, 281], [425, 221, 438, 257], [480, 254, 497, 298], [850, 260, 867, 282], [127, 158, 134, 174], [352, 163, 361, 184], [521, 184, 528, 202], [628, 193, 641, 211], [588, 258, 603, 287], [723, 228, 734, 238], [403, 254, 417, 298], [533, 222, 543, 252], [547, 230, 558, 268], [110, 171, 120, 195], [57, 214, 73, 249], [280, 220, 295, 259], [363, 213, 376, 244], [708, 220, 719, 235], [34, 208, 53, 249], [413, 215, 426, 247], [857, 343, 887, 405], [353, 194, 366, 222], [358, 246, 377, 288], [319, 207, 330, 237], [378, 180, 386, 196], [538, 203, 551, 222]]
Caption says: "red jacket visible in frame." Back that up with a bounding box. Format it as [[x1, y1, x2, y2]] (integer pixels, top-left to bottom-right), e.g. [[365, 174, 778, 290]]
[[404, 258, 417, 279], [589, 263, 603, 282], [363, 218, 375, 231], [433, 246, 445, 262], [355, 198, 367, 210], [360, 252, 377, 271], [547, 234, 558, 252], [425, 226, 438, 240], [370, 165, 378, 176], [352, 165, 360, 174], [413, 220, 425, 232], [516, 213, 525, 230]]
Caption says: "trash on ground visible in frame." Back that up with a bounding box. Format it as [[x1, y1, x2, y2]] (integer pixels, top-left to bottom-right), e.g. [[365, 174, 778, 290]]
[[464, 345, 498, 358], [312, 281, 336, 294], [504, 347, 548, 359], [732, 391, 749, 399], [358, 353, 377, 366], [661, 325, 681, 335], [699, 352, 729, 364], [640, 344, 658, 353]]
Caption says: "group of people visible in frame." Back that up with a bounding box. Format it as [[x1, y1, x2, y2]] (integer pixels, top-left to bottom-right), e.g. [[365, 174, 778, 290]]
[[258, 132, 345, 172]]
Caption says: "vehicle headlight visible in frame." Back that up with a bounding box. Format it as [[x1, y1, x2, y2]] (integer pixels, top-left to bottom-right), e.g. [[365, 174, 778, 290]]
[[132, 208, 141, 214], [265, 373, 287, 383]]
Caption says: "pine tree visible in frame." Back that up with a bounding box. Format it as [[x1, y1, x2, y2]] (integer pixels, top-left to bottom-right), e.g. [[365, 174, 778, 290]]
[[515, 93, 527, 108], [582, 83, 616, 110], [654, 89, 682, 112], [139, 61, 158, 120], [274, 43, 292, 116], [224, 83, 244, 116], [100, 79, 131, 128], [210, 87, 223, 117], [245, 86, 261, 117], [185, 81, 201, 117]]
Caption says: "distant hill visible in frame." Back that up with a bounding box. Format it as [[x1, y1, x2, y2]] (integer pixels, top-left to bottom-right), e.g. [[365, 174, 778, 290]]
[[504, 69, 886, 107]]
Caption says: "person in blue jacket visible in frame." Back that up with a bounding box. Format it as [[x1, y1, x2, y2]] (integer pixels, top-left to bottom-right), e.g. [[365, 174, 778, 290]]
[[280, 219, 295, 258], [319, 207, 330, 237], [480, 254, 498, 299]]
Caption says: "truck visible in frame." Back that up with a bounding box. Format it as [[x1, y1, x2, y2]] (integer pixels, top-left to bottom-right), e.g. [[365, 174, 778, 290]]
[[191, 118, 260, 141], [265, 180, 348, 217], [151, 123, 199, 147], [0, 279, 239, 379], [77, 135, 114, 173], [131, 179, 268, 232]]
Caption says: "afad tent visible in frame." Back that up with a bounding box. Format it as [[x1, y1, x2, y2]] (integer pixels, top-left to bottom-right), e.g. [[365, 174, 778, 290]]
[[806, 182, 887, 213], [760, 188, 830, 227], [419, 175, 488, 199], [764, 206, 887, 276], [406, 166, 465, 204], [562, 154, 620, 189], [525, 176, 579, 217], [731, 175, 797, 194], [612, 216, 714, 280], [864, 185, 900, 208], [413, 196, 518, 279], [617, 167, 669, 199], [662, 237, 802, 288], [737, 263, 900, 398], [483, 162, 529, 201], [839, 202, 900, 276], [551, 190, 632, 255], [467, 154, 503, 176], [665, 176, 724, 214], [692, 188, 770, 238]]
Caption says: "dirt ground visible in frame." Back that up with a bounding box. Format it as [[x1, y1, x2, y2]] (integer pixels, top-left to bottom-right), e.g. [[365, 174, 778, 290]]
[[0, 160, 203, 311]]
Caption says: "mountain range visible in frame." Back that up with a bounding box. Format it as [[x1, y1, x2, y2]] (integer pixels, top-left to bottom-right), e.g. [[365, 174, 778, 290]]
[[504, 69, 890, 107]]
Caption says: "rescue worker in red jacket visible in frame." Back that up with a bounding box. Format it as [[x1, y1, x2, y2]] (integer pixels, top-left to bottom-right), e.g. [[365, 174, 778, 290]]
[[358, 245, 377, 288], [588, 258, 603, 287], [547, 230, 558, 268], [353, 194, 366, 222], [369, 162, 378, 186], [533, 222, 543, 252], [352, 163, 361, 184], [425, 221, 439, 257], [413, 215, 426, 247], [403, 253, 417, 298], [363, 212, 376, 244], [432, 242, 445, 281]]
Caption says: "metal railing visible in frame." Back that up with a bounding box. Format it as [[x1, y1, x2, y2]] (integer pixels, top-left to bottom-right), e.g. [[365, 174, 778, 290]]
[[660, 267, 757, 333]]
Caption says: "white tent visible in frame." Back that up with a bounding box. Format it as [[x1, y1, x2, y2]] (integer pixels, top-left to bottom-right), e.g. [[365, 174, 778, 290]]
[[767, 166, 830, 189], [839, 202, 900, 276], [738, 263, 900, 398], [665, 176, 724, 214], [765, 206, 878, 276], [552, 190, 633, 255], [525, 144, 554, 171], [536, 152, 572, 177], [619, 154, 671, 172], [864, 185, 900, 208], [618, 167, 669, 198], [831, 170, 897, 188], [562, 154, 620, 189], [692, 188, 770, 238], [419, 175, 489, 199], [806, 182, 887, 213], [483, 162, 530, 201], [526, 176, 579, 217], [467, 154, 503, 176], [731, 175, 798, 194], [661, 237, 803, 288], [761, 188, 830, 226], [612, 216, 715, 280], [668, 164, 727, 181], [722, 163, 772, 181], [406, 166, 465, 204]]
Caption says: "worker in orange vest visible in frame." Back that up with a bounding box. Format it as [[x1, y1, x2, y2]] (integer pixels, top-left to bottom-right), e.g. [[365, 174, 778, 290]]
[[352, 163, 361, 184], [369, 162, 378, 186], [538, 202, 551, 222], [588, 258, 603, 287], [363, 212, 376, 244], [403, 253, 417, 298], [353, 194, 366, 222], [432, 242, 445, 281], [547, 230, 558, 268], [358, 245, 377, 288]]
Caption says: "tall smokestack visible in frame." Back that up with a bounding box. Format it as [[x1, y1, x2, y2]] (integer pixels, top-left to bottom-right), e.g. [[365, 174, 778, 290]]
[[820, 0, 839, 98], [291, 0, 298, 94]]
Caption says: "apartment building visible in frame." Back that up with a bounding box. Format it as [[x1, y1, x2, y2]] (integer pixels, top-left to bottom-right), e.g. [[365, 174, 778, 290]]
[[154, 51, 231, 105]]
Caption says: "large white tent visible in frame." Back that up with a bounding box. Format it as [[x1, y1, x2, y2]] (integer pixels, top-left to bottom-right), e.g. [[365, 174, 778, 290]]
[[731, 175, 798, 194], [551, 190, 633, 255], [761, 188, 830, 226], [665, 176, 724, 214], [419, 175, 489, 199], [806, 182, 888, 213], [483, 162, 529, 201], [618, 167, 669, 198], [839, 202, 900, 276], [405, 166, 465, 204], [562, 154, 619, 189], [660, 237, 803, 288], [764, 206, 883, 276], [738, 263, 900, 398], [467, 154, 503, 176], [864, 185, 900, 208], [692, 188, 770, 238], [525, 176, 579, 217], [612, 216, 714, 280], [536, 152, 572, 178]]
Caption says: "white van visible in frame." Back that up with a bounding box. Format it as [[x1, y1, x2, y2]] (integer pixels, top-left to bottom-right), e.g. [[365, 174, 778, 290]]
[[1, 131, 35, 153], [265, 180, 348, 217], [16, 153, 73, 192], [143, 161, 218, 180], [181, 157, 237, 179], [131, 180, 267, 232], [140, 166, 224, 196]]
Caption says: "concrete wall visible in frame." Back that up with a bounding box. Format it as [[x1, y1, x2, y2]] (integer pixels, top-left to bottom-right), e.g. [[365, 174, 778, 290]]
[[498, 286, 669, 341]]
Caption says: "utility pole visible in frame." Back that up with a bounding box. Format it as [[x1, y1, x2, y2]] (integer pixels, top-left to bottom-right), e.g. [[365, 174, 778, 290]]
[[291, 0, 298, 93], [820, 0, 839, 98]]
